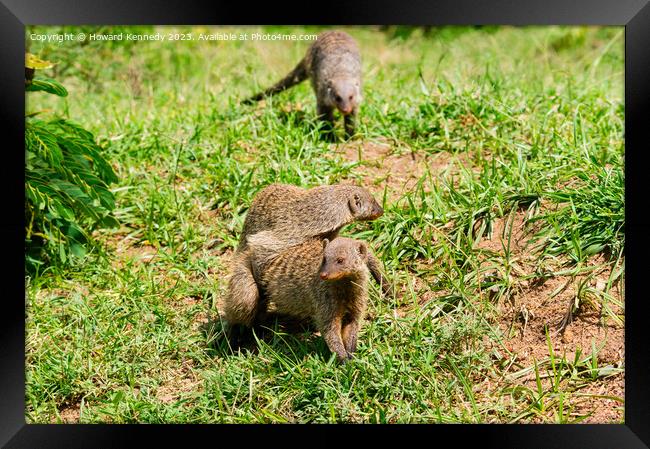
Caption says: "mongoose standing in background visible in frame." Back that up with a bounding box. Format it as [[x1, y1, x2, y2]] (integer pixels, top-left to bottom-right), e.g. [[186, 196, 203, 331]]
[[247, 233, 370, 362], [223, 184, 392, 330], [243, 30, 362, 138]]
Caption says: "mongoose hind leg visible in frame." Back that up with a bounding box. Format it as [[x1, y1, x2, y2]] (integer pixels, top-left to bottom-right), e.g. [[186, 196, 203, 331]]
[[223, 252, 262, 328], [252, 290, 270, 327], [344, 110, 357, 139]]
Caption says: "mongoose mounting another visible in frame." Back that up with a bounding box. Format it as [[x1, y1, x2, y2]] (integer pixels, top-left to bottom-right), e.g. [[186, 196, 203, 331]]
[[223, 183, 392, 332]]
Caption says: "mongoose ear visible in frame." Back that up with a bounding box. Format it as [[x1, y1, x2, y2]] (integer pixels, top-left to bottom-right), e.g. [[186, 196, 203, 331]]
[[358, 242, 368, 259], [322, 238, 330, 250], [348, 196, 359, 215]]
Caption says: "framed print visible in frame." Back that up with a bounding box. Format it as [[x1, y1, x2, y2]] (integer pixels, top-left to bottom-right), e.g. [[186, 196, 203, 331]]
[[2, 0, 649, 447]]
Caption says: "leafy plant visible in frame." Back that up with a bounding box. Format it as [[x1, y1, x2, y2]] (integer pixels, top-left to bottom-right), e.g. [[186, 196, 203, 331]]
[[25, 53, 118, 270]]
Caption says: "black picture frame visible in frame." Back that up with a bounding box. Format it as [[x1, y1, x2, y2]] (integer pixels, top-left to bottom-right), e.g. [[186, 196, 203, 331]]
[[2, 0, 648, 447]]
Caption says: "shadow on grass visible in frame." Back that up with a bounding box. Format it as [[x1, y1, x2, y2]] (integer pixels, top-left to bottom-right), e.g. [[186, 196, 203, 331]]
[[200, 312, 332, 362], [274, 108, 349, 143]]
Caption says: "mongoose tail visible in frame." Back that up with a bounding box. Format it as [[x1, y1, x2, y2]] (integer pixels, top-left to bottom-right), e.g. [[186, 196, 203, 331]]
[[242, 59, 309, 104], [223, 252, 263, 328]]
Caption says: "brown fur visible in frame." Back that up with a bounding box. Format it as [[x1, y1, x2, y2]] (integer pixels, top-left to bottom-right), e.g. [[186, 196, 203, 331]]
[[238, 183, 382, 251], [243, 30, 362, 138], [248, 233, 369, 361]]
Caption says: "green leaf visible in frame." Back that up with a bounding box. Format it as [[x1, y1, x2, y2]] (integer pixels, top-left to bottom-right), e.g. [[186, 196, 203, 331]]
[[99, 215, 120, 228], [584, 243, 605, 256], [25, 87, 119, 266], [59, 241, 67, 263], [54, 203, 76, 221], [52, 119, 96, 142], [26, 77, 68, 97], [69, 243, 87, 259], [26, 122, 64, 167]]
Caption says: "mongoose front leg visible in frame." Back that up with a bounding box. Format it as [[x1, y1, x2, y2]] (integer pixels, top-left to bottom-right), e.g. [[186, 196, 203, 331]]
[[319, 315, 349, 362], [367, 251, 393, 297], [341, 317, 361, 356], [317, 103, 336, 141], [344, 109, 357, 139]]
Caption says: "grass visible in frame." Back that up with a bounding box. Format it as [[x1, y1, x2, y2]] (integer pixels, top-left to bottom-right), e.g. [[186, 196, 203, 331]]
[[25, 25, 624, 423]]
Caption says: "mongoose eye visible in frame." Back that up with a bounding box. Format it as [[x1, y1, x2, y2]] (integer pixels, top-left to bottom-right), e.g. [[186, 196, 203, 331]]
[[349, 95, 353, 101], [335, 95, 342, 102], [337, 258, 344, 264]]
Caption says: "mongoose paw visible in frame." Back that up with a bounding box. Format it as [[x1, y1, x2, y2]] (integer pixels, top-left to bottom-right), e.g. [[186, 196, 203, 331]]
[[338, 352, 355, 364]]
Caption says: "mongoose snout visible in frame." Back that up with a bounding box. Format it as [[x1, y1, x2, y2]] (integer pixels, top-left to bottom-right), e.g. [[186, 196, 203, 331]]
[[328, 79, 359, 115], [369, 203, 384, 219]]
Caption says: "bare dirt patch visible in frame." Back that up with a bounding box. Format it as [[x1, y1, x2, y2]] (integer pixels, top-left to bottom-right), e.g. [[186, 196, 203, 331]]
[[155, 360, 202, 405], [119, 244, 158, 263], [51, 404, 81, 424], [570, 378, 625, 423], [476, 212, 624, 423], [99, 227, 160, 267], [333, 138, 474, 201], [475, 210, 534, 254]]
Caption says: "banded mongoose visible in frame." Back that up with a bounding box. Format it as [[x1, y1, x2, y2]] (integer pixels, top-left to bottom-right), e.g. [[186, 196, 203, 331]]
[[238, 184, 382, 251], [248, 233, 370, 362], [223, 183, 392, 330], [243, 30, 362, 138]]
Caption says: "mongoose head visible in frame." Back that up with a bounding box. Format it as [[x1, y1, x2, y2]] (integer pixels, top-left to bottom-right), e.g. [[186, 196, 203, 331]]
[[319, 237, 369, 281], [326, 78, 361, 115], [347, 186, 384, 221]]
